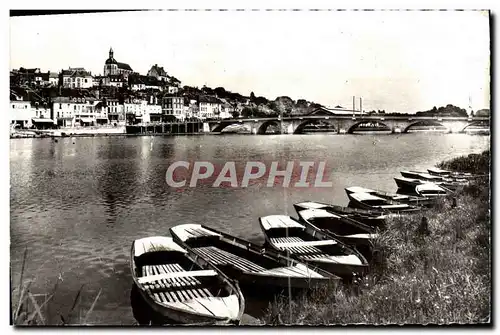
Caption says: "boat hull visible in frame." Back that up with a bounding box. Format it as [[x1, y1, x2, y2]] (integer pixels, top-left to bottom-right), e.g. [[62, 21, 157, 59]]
[[135, 286, 239, 325], [170, 224, 339, 292], [293, 203, 386, 229], [259, 216, 369, 279], [130, 237, 244, 325]]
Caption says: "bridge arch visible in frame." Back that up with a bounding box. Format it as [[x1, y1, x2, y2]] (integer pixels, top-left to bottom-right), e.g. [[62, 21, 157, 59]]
[[293, 119, 336, 134], [257, 120, 281, 134], [347, 120, 391, 134], [403, 120, 448, 133], [461, 120, 490, 132], [211, 121, 244, 132]]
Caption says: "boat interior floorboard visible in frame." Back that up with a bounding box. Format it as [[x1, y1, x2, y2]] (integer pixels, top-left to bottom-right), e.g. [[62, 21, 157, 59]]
[[141, 264, 214, 303], [194, 246, 266, 273]]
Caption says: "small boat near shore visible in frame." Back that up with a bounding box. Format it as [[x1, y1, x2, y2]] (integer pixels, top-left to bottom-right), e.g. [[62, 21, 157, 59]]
[[130, 236, 244, 325], [415, 183, 450, 197], [396, 173, 465, 191], [294, 201, 387, 229], [296, 208, 377, 258], [345, 186, 436, 208], [347, 192, 421, 213], [427, 167, 485, 180], [259, 215, 369, 278], [170, 224, 338, 291], [400, 171, 449, 182]]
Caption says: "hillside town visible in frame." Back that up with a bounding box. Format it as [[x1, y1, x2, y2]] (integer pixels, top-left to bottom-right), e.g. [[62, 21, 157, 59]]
[[10, 48, 265, 132], [10, 47, 490, 136]]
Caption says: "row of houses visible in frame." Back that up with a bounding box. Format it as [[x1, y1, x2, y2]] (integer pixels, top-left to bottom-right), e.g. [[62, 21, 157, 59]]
[[11, 48, 182, 93], [10, 93, 236, 129]]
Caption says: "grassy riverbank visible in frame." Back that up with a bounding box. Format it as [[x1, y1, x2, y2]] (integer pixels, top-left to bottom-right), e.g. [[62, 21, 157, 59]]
[[263, 150, 491, 325]]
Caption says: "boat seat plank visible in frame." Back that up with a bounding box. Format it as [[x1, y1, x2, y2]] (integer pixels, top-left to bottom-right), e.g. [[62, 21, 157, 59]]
[[160, 264, 213, 299], [213, 247, 266, 272], [195, 246, 266, 273], [195, 247, 252, 273], [273, 239, 338, 248], [137, 270, 218, 284]]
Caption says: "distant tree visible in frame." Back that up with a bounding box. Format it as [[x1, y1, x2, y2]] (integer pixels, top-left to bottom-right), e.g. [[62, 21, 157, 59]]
[[250, 92, 256, 101], [254, 96, 268, 105], [214, 87, 227, 98], [268, 101, 279, 112], [296, 99, 308, 108]]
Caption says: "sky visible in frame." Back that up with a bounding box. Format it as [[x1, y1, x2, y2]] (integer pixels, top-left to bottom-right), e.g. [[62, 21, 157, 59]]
[[9, 10, 490, 113]]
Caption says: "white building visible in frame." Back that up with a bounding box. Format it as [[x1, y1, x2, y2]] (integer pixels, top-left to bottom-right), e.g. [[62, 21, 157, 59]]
[[52, 97, 103, 127], [61, 68, 93, 89], [163, 96, 185, 120], [220, 102, 234, 119], [48, 72, 59, 87], [105, 99, 125, 125], [166, 86, 179, 94], [145, 100, 162, 124], [10, 100, 35, 128], [198, 96, 221, 120]]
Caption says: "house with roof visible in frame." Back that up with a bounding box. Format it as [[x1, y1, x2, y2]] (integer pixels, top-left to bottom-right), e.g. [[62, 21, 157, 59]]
[[48, 72, 59, 87], [52, 96, 104, 127], [10, 93, 35, 128], [11, 68, 52, 87], [198, 95, 222, 120], [162, 95, 185, 120], [103, 47, 134, 78], [147, 64, 169, 82], [61, 67, 93, 89]]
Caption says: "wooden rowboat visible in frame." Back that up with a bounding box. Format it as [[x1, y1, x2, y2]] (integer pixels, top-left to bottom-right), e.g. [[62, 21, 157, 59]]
[[345, 186, 436, 208], [400, 171, 468, 190], [415, 183, 450, 197], [170, 224, 339, 291], [293, 201, 387, 229], [427, 167, 484, 180], [347, 192, 421, 214], [259, 215, 369, 278], [296, 208, 378, 249], [130, 236, 244, 325]]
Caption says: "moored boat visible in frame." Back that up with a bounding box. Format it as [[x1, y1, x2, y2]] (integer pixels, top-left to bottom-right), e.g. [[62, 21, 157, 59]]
[[293, 201, 386, 229], [259, 215, 369, 278], [130, 236, 244, 325], [347, 192, 421, 213], [296, 208, 377, 259], [345, 186, 436, 208], [170, 224, 338, 291], [400, 171, 469, 189], [400, 170, 447, 182], [415, 183, 450, 197], [427, 167, 483, 180]]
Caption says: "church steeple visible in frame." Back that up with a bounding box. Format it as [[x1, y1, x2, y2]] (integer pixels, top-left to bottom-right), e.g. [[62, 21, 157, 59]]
[[109, 47, 114, 59]]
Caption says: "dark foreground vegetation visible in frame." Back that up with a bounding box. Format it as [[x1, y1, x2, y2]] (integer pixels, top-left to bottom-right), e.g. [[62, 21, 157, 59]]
[[263, 150, 491, 325]]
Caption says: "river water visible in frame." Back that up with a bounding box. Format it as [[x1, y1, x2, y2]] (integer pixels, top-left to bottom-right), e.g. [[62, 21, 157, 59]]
[[10, 133, 489, 325]]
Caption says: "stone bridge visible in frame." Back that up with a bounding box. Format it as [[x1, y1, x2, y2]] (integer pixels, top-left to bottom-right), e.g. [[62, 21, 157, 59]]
[[208, 114, 490, 134]]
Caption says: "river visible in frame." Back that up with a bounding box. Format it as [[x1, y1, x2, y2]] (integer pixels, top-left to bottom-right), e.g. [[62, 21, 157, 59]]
[[10, 133, 490, 325]]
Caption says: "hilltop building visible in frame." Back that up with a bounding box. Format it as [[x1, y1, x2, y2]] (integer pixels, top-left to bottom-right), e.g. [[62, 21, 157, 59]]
[[61, 67, 93, 89], [103, 47, 134, 78]]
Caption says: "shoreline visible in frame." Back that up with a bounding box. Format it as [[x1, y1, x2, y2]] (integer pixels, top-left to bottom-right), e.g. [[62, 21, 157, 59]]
[[9, 130, 490, 139], [263, 150, 490, 325]]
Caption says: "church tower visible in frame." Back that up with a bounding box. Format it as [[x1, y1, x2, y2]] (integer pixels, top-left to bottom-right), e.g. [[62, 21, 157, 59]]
[[104, 47, 118, 76]]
